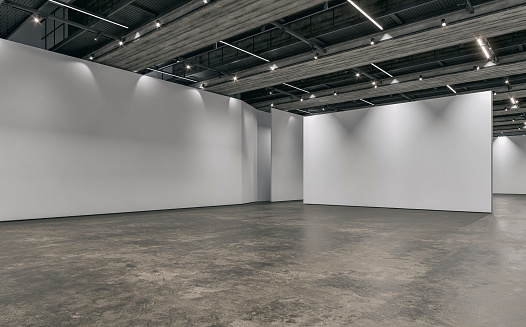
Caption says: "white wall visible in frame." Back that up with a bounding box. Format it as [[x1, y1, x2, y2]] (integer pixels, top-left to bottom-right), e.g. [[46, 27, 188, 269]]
[[0, 39, 269, 221], [304, 92, 493, 213], [271, 109, 303, 202], [493, 135, 526, 194]]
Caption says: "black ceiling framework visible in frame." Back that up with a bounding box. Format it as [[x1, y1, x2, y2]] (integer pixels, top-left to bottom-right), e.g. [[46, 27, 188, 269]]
[[2, 0, 526, 137]]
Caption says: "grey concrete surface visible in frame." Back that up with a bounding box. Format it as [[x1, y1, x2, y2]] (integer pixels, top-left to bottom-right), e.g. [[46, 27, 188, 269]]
[[1, 195, 525, 326]]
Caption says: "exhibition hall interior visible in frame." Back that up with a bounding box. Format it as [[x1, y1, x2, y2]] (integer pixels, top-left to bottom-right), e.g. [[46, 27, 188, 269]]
[[1, 0, 526, 325]]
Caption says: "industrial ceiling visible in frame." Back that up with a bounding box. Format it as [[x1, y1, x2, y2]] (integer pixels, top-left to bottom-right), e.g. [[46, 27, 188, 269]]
[[2, 0, 526, 137]]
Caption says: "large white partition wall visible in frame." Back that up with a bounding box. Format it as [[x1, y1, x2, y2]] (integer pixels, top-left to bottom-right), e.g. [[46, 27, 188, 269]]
[[271, 109, 303, 202], [0, 39, 270, 221], [304, 92, 493, 212], [494, 136, 526, 194]]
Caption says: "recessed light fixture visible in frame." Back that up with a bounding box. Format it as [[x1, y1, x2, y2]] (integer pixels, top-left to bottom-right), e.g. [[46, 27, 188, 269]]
[[347, 1, 383, 30], [219, 40, 270, 62], [371, 63, 393, 77], [48, 0, 129, 29], [283, 83, 310, 93], [441, 19, 447, 27], [146, 68, 197, 82], [446, 85, 457, 94]]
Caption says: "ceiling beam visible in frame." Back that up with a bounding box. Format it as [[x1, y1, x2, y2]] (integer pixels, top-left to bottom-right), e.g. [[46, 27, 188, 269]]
[[251, 50, 526, 110], [198, 0, 526, 95], [92, 0, 330, 71], [271, 59, 526, 111], [270, 21, 327, 53]]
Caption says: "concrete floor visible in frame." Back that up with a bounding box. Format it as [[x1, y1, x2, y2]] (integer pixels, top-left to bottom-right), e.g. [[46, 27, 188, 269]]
[[0, 196, 525, 326]]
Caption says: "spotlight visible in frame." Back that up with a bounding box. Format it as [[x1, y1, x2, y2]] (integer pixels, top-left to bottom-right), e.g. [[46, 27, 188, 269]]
[[33, 16, 40, 23], [322, 107, 325, 111], [119, 38, 124, 46], [494, 92, 497, 96], [356, 72, 360, 77], [370, 38, 375, 45], [372, 81, 376, 85], [505, 79, 509, 84], [419, 75, 423, 81], [441, 19, 446, 27], [474, 66, 480, 70], [89, 54, 94, 60], [374, 85, 378, 89], [203, 0, 208, 3], [186, 64, 191, 69], [314, 53, 319, 60], [269, 90, 273, 95], [155, 20, 161, 28], [233, 76, 238, 82], [199, 84, 205, 89], [94, 32, 101, 41], [271, 103, 274, 107], [333, 91, 338, 96], [300, 97, 304, 102]]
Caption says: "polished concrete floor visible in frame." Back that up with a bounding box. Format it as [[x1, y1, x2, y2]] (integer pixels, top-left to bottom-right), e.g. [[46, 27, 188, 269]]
[[0, 195, 525, 326]]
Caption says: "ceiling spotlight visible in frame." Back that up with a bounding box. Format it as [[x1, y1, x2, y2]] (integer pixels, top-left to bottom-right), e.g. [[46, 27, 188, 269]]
[[300, 97, 304, 102], [33, 16, 40, 23], [347, 1, 383, 30], [370, 38, 375, 46], [322, 107, 325, 111], [186, 64, 191, 69], [199, 84, 205, 89], [372, 81, 376, 85], [333, 91, 338, 96], [314, 53, 319, 60], [374, 85, 378, 89], [505, 79, 509, 84], [233, 75, 238, 81], [119, 38, 124, 46], [270, 64, 278, 71], [356, 72, 360, 77], [94, 32, 101, 41], [271, 103, 274, 107], [474, 66, 480, 70], [203, 0, 208, 3], [441, 19, 447, 27], [89, 54, 94, 60], [494, 92, 497, 95], [155, 20, 161, 28], [511, 97, 518, 105], [269, 90, 273, 95], [419, 75, 423, 81]]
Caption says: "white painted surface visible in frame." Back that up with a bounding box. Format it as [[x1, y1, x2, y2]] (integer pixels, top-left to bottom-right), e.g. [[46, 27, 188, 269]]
[[271, 109, 303, 202], [304, 92, 493, 212], [493, 135, 526, 194], [0, 39, 269, 221]]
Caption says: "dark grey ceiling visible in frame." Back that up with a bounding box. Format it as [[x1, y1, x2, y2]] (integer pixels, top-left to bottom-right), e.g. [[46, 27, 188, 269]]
[[2, 0, 526, 137]]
